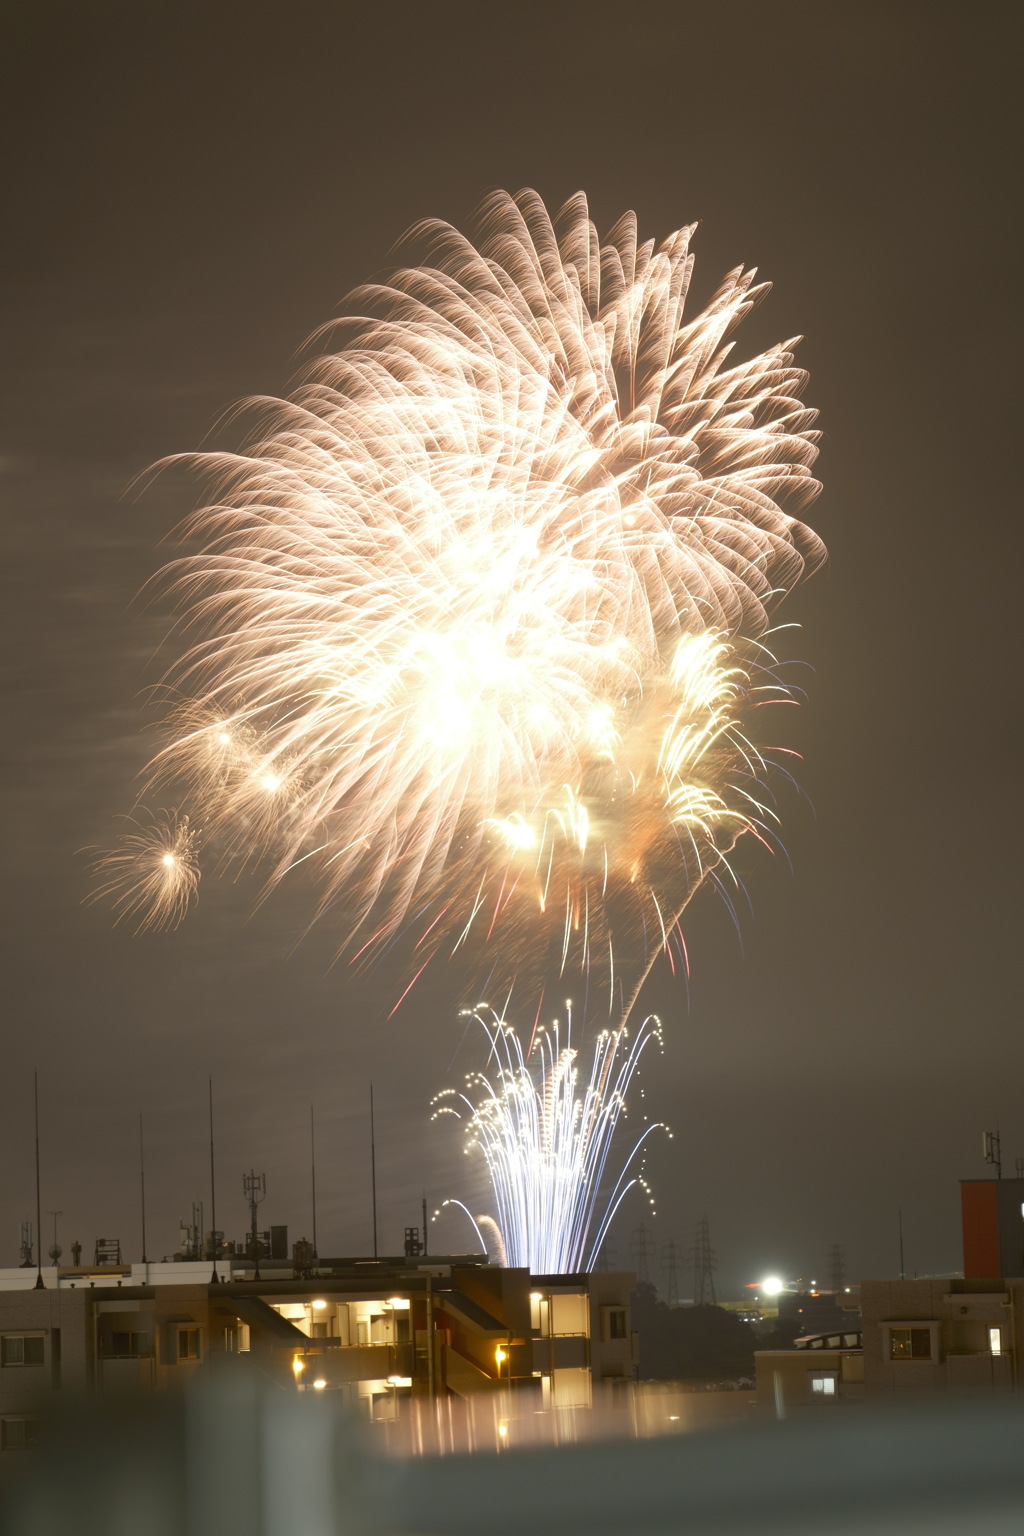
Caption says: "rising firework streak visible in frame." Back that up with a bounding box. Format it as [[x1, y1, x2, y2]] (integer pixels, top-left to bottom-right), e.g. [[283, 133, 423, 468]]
[[93, 190, 824, 1005], [432, 1005, 666, 1274]]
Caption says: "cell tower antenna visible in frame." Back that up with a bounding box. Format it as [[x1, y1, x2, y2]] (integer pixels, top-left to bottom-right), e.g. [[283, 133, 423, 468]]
[[630, 1222, 655, 1286], [243, 1170, 267, 1280], [983, 1129, 1002, 1179], [691, 1214, 717, 1306], [828, 1242, 846, 1292], [661, 1239, 681, 1307]]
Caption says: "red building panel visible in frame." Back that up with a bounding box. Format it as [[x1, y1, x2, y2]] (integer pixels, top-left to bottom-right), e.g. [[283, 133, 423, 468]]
[[961, 1181, 1000, 1278]]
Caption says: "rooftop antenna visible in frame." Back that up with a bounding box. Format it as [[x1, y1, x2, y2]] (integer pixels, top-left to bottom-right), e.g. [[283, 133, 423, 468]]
[[983, 1129, 1002, 1179], [898, 1207, 905, 1281], [243, 1170, 266, 1280], [33, 1071, 44, 1290], [139, 1114, 148, 1265], [310, 1105, 318, 1262], [208, 1078, 220, 1284], [46, 1210, 62, 1268], [422, 1193, 428, 1257], [369, 1083, 378, 1259]]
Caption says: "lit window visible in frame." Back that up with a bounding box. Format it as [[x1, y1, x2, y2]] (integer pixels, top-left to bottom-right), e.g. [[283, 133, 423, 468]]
[[989, 1327, 1003, 1356], [809, 1372, 837, 1396], [1, 1337, 44, 1367], [888, 1327, 932, 1361]]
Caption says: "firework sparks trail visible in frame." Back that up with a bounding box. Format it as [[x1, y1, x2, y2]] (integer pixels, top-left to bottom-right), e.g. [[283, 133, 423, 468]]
[[93, 189, 824, 1007], [432, 1005, 666, 1274], [90, 809, 201, 934]]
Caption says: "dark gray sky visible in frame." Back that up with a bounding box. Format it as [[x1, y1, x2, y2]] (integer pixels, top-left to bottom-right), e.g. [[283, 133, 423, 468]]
[[3, 0, 1020, 1294]]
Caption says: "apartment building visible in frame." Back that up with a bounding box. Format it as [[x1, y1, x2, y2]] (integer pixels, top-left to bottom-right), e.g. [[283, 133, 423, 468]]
[[0, 1257, 635, 1450]]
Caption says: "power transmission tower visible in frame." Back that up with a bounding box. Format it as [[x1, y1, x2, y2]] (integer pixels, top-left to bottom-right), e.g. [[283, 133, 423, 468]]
[[690, 1214, 717, 1305], [828, 1243, 846, 1292], [630, 1222, 655, 1286], [596, 1236, 618, 1272], [661, 1240, 681, 1307]]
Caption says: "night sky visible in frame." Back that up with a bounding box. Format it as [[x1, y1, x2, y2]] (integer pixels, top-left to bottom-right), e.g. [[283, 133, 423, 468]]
[[4, 1, 1020, 1294]]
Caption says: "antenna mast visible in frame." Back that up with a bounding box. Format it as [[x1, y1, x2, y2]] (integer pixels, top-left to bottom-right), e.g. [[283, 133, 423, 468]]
[[208, 1079, 219, 1283], [369, 1083, 378, 1258], [33, 1071, 43, 1290], [139, 1114, 148, 1265], [310, 1105, 319, 1262]]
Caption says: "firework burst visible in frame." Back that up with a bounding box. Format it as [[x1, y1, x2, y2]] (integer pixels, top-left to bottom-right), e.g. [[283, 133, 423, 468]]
[[433, 1005, 666, 1274], [89, 809, 200, 933], [97, 189, 823, 1006]]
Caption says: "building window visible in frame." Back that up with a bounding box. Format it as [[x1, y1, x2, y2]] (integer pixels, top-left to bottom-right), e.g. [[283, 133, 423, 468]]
[[106, 1332, 151, 1358], [177, 1328, 201, 1362], [1, 1419, 40, 1450], [809, 1371, 838, 1397], [989, 1327, 1003, 1356], [888, 1327, 932, 1361], [601, 1306, 628, 1341], [1, 1336, 44, 1367]]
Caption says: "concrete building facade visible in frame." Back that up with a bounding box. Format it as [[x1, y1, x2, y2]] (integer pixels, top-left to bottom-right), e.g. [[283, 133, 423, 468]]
[[859, 1277, 1020, 1397], [0, 1257, 635, 1453]]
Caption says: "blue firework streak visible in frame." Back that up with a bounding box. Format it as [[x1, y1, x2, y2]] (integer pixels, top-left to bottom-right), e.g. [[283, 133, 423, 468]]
[[433, 1004, 668, 1273]]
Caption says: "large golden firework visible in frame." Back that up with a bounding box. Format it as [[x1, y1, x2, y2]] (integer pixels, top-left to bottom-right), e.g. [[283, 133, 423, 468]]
[[96, 190, 824, 1007]]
